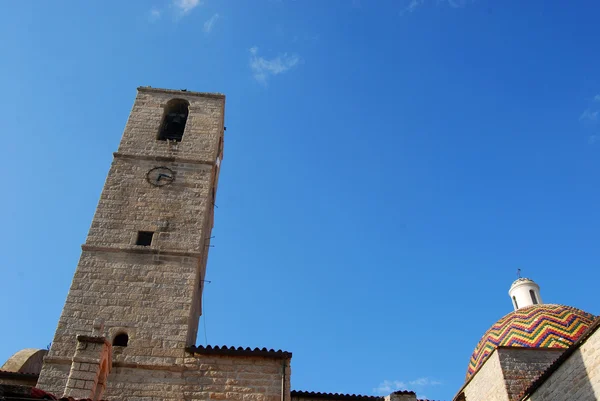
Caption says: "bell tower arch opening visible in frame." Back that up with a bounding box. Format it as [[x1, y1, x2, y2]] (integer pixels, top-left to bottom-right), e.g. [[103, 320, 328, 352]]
[[158, 98, 189, 142]]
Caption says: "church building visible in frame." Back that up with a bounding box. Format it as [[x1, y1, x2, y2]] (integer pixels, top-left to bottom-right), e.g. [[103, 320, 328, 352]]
[[1, 88, 600, 401]]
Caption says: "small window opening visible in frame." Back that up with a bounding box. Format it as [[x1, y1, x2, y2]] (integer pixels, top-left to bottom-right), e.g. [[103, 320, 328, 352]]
[[113, 333, 128, 347], [158, 99, 189, 142], [513, 296, 519, 309], [136, 231, 154, 246], [530, 290, 538, 305]]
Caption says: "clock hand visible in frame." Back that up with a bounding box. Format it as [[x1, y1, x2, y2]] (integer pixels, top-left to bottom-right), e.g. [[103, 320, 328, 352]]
[[157, 173, 172, 181]]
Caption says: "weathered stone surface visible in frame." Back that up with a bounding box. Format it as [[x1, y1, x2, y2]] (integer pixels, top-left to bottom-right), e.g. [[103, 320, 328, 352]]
[[497, 347, 562, 401], [463, 351, 510, 401], [37, 88, 227, 400]]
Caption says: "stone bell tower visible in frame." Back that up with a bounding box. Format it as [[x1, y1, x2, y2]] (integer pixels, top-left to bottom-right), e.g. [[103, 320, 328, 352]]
[[37, 87, 225, 396]]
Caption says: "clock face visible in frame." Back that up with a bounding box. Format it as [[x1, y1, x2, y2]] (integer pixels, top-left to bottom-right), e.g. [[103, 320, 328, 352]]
[[146, 166, 175, 187]]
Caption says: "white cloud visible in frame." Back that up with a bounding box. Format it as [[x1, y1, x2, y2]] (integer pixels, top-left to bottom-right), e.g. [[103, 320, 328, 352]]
[[374, 377, 442, 396], [149, 7, 161, 21], [373, 380, 407, 394], [203, 13, 219, 33], [580, 109, 599, 122], [403, 0, 471, 13], [589, 135, 598, 144], [249, 46, 300, 84], [409, 377, 442, 386], [447, 0, 468, 8], [173, 0, 201, 15], [594, 94, 600, 102], [405, 0, 425, 13]]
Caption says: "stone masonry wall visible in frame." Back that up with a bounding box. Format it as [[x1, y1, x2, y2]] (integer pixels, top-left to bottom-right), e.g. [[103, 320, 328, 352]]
[[463, 351, 510, 401], [526, 326, 600, 401], [38, 88, 225, 396], [37, 252, 199, 394], [95, 354, 291, 401], [182, 354, 291, 401], [86, 157, 215, 252], [496, 347, 562, 401]]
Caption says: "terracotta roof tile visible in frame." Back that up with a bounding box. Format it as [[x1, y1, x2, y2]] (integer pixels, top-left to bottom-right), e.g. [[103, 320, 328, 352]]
[[291, 390, 384, 400], [186, 345, 292, 359], [291, 390, 417, 400], [0, 384, 109, 401], [0, 371, 39, 378]]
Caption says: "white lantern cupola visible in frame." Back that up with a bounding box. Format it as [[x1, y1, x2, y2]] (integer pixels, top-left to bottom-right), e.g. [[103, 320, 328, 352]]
[[508, 277, 543, 311]]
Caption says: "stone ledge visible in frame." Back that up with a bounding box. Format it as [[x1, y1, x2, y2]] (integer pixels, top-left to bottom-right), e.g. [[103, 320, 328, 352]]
[[76, 335, 110, 346], [42, 356, 186, 372], [41, 356, 72, 366], [113, 152, 217, 166], [81, 244, 203, 258], [111, 361, 185, 372]]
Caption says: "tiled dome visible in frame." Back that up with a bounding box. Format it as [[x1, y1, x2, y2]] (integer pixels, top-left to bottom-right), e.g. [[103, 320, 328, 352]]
[[466, 304, 595, 380]]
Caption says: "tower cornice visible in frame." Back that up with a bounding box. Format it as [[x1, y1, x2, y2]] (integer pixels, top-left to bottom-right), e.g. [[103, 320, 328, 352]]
[[137, 86, 225, 99]]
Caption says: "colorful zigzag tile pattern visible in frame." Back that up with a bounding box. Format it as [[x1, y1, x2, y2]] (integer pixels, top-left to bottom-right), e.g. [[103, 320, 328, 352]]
[[467, 304, 595, 380]]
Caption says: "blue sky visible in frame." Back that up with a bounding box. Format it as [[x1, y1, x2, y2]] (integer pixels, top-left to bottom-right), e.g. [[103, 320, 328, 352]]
[[1, 0, 600, 399]]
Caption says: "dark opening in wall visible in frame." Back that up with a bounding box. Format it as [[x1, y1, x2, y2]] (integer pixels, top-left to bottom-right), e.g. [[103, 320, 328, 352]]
[[158, 99, 189, 142], [113, 333, 128, 347], [136, 231, 154, 246], [530, 289, 538, 305]]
